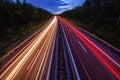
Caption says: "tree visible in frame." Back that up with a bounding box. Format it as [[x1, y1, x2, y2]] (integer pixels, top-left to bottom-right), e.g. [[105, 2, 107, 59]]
[[16, 0, 21, 4]]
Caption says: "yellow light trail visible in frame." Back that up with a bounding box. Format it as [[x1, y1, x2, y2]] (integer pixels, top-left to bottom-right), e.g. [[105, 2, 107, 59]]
[[0, 16, 57, 80]]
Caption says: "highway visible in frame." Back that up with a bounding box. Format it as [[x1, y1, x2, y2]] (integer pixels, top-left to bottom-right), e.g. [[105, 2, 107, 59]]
[[0, 16, 57, 80], [0, 16, 120, 80]]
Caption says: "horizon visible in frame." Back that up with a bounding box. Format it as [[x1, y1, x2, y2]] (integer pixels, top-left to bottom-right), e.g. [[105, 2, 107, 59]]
[[13, 0, 85, 14]]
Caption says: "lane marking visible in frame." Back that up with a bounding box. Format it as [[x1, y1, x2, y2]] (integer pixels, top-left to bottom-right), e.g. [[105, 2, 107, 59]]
[[77, 29, 120, 67], [61, 31, 71, 80], [61, 22, 81, 80], [78, 41, 87, 53], [66, 20, 120, 68]]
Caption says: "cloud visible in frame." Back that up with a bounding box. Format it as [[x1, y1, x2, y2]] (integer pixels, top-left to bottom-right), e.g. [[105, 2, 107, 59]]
[[17, 0, 85, 14]]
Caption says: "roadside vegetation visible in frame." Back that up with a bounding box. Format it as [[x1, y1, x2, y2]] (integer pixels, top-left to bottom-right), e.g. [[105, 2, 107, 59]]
[[0, 0, 52, 58], [61, 0, 120, 49]]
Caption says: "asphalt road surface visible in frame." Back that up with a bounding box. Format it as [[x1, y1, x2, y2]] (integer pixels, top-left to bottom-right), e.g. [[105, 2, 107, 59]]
[[0, 16, 120, 80]]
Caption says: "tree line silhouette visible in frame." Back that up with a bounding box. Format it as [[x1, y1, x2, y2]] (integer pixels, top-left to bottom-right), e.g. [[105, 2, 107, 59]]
[[0, 0, 51, 33], [60, 0, 120, 49], [61, 0, 120, 25], [0, 0, 52, 56]]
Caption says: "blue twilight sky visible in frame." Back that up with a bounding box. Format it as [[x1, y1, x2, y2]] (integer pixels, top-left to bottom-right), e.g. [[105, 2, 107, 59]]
[[13, 0, 85, 14]]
